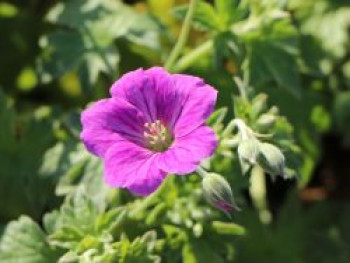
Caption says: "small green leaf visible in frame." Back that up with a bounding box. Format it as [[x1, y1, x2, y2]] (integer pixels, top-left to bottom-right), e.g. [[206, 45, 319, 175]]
[[237, 11, 301, 97], [182, 239, 225, 263], [39, 0, 160, 89], [172, 1, 223, 31], [233, 95, 250, 119], [250, 93, 268, 119], [48, 187, 102, 249], [182, 243, 197, 263], [39, 29, 119, 88], [0, 216, 61, 263], [0, 90, 58, 221], [112, 232, 160, 263], [213, 32, 243, 68], [289, 0, 350, 58], [333, 91, 350, 144], [95, 208, 127, 234], [207, 107, 227, 127], [214, 0, 241, 27], [244, 41, 301, 98], [146, 203, 167, 226]]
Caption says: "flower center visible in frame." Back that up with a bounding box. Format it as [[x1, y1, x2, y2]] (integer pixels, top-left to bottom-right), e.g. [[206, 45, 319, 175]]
[[144, 120, 173, 152]]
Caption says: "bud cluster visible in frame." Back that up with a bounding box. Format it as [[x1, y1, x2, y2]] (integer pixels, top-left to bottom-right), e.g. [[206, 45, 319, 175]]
[[198, 91, 299, 215], [234, 119, 286, 179]]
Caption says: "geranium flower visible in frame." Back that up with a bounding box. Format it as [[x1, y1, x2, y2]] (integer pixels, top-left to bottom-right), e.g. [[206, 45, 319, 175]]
[[81, 67, 218, 196]]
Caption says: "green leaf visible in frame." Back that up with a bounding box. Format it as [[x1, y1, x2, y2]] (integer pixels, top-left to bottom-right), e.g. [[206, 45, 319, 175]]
[[214, 0, 244, 28], [46, 0, 137, 41], [0, 216, 61, 263], [207, 107, 228, 127], [47, 185, 126, 255], [182, 239, 225, 263], [233, 95, 250, 120], [101, 232, 160, 263], [48, 187, 102, 249], [236, 9, 301, 97], [41, 139, 109, 208], [244, 39, 301, 98], [0, 90, 58, 221], [39, 0, 160, 88], [215, 0, 235, 20], [334, 91, 350, 144], [299, 34, 328, 75], [213, 32, 244, 68], [172, 1, 223, 31], [263, 44, 300, 98], [289, 0, 350, 58], [250, 93, 268, 119], [39, 28, 119, 87], [163, 224, 187, 249], [182, 243, 197, 263]]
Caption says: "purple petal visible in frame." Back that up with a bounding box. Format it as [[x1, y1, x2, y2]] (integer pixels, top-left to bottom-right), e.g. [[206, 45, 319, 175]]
[[172, 74, 217, 137], [81, 127, 124, 158], [104, 141, 167, 196], [80, 98, 146, 157], [149, 67, 190, 130], [157, 126, 218, 174], [109, 68, 217, 136], [110, 68, 158, 123]]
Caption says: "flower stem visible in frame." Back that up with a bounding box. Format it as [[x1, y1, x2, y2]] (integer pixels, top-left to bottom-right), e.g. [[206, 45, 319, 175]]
[[173, 40, 213, 72], [249, 165, 272, 224], [164, 0, 198, 71], [233, 76, 248, 102], [223, 118, 249, 139], [196, 166, 209, 178]]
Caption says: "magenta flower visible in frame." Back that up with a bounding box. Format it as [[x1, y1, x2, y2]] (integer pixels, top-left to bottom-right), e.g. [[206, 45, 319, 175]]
[[81, 67, 218, 196]]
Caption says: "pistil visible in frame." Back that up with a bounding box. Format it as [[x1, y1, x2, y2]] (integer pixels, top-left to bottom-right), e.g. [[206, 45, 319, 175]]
[[144, 120, 173, 152]]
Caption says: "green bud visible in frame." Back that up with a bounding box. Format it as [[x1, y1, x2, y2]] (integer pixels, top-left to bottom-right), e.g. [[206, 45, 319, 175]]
[[256, 114, 276, 128], [237, 138, 260, 165], [258, 143, 285, 177], [202, 173, 238, 214], [251, 93, 268, 117]]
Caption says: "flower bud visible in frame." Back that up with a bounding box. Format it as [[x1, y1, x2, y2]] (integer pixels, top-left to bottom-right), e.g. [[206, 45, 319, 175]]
[[251, 94, 268, 116], [256, 114, 276, 128], [258, 143, 285, 177], [202, 173, 238, 214], [237, 138, 260, 165]]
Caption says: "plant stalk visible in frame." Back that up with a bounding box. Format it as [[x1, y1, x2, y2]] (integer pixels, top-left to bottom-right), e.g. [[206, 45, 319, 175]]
[[165, 0, 198, 71], [173, 40, 213, 72]]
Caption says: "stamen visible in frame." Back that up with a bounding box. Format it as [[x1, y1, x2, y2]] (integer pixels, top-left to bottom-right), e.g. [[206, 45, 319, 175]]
[[143, 119, 173, 152]]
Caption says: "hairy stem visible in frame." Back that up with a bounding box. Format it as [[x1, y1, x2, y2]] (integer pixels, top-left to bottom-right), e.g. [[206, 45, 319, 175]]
[[233, 76, 248, 102], [173, 40, 213, 72], [223, 118, 249, 139], [196, 166, 209, 178], [164, 0, 198, 71]]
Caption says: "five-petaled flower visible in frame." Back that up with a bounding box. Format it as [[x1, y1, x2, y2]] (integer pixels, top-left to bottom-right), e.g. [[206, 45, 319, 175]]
[[81, 67, 218, 196]]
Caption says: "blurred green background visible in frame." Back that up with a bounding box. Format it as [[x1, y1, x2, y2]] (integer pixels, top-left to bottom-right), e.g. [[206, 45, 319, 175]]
[[0, 0, 350, 262]]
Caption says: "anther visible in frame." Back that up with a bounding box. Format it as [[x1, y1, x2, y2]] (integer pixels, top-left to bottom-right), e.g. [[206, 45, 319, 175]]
[[143, 119, 173, 152]]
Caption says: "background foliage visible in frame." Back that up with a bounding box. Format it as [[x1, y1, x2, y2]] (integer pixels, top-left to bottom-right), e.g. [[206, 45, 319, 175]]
[[0, 0, 349, 262]]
